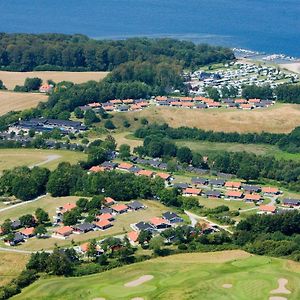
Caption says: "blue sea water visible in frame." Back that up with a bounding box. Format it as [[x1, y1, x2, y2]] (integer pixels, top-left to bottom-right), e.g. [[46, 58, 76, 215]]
[[0, 0, 299, 56]]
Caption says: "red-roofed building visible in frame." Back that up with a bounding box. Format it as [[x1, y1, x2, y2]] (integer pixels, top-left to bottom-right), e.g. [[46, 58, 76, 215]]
[[259, 205, 277, 214], [226, 191, 243, 199], [79, 242, 103, 255], [156, 172, 172, 181], [96, 213, 114, 221], [88, 102, 101, 108], [20, 227, 35, 238], [179, 97, 193, 102], [235, 98, 247, 104], [225, 182, 242, 189], [53, 226, 73, 239], [117, 162, 133, 171], [207, 102, 221, 108], [89, 166, 105, 173], [58, 203, 77, 214], [127, 231, 139, 245], [248, 98, 261, 103], [111, 204, 128, 214], [95, 219, 113, 230], [181, 102, 194, 108], [182, 188, 202, 197], [150, 217, 171, 230], [110, 99, 122, 104], [122, 99, 134, 104], [39, 83, 53, 93], [104, 197, 116, 206], [137, 169, 155, 178], [240, 104, 253, 110], [262, 187, 280, 195], [244, 193, 261, 202], [156, 96, 168, 101]]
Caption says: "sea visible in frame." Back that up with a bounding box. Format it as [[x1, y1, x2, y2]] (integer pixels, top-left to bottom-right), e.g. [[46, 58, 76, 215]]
[[0, 0, 299, 58]]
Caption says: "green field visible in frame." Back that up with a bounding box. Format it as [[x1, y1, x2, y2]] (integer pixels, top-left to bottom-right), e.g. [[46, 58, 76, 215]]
[[13, 250, 300, 300], [0, 148, 87, 173], [0, 198, 173, 251]]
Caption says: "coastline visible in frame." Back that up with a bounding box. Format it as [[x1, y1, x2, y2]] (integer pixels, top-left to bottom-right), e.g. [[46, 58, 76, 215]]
[[279, 62, 300, 74]]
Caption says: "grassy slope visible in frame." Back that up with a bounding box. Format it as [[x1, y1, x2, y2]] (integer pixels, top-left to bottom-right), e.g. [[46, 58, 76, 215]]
[[0, 71, 109, 90], [13, 250, 300, 300], [0, 148, 86, 173], [0, 199, 172, 251], [0, 91, 47, 115], [0, 252, 29, 287], [109, 103, 300, 133]]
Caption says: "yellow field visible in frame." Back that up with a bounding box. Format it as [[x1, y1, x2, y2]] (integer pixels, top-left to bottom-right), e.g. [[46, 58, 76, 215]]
[[111, 104, 300, 133], [0, 252, 29, 287], [0, 91, 47, 115], [0, 71, 109, 90]]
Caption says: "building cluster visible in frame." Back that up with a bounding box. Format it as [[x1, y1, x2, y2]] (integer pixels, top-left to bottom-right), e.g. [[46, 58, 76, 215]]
[[8, 118, 87, 135], [186, 61, 299, 97], [154, 96, 274, 110], [79, 99, 151, 113]]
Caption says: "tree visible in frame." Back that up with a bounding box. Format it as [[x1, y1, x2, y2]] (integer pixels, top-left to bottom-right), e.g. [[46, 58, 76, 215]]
[[119, 144, 131, 159], [76, 198, 89, 212], [86, 196, 103, 211], [63, 209, 80, 226], [0, 80, 6, 90], [46, 248, 73, 275], [1, 219, 12, 234], [149, 235, 165, 254], [35, 208, 50, 224], [177, 147, 192, 163], [104, 120, 116, 130], [87, 146, 108, 166], [74, 107, 84, 119], [237, 164, 259, 182], [87, 239, 97, 259], [84, 110, 99, 126], [24, 77, 42, 91], [19, 214, 35, 227], [138, 230, 152, 246], [123, 120, 131, 128], [34, 224, 47, 237], [206, 87, 220, 101]]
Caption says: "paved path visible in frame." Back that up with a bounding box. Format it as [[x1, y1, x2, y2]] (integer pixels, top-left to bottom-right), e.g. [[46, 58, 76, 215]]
[[29, 154, 61, 168], [184, 210, 233, 234], [239, 207, 259, 213], [0, 194, 47, 213]]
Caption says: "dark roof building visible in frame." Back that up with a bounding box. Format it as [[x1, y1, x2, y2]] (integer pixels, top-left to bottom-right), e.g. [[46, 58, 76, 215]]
[[242, 185, 261, 193], [209, 179, 225, 186], [192, 177, 208, 185], [134, 222, 155, 232], [205, 190, 222, 198], [282, 198, 300, 206], [127, 201, 145, 210], [73, 223, 95, 233], [162, 212, 183, 223]]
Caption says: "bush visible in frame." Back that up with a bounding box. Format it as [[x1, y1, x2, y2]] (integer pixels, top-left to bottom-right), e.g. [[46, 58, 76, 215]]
[[104, 120, 116, 130]]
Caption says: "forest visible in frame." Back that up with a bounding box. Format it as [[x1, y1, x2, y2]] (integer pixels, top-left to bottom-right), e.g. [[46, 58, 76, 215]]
[[0, 33, 234, 71]]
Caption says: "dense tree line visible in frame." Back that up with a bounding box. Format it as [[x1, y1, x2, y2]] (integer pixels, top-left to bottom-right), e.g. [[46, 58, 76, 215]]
[[242, 84, 273, 100], [275, 84, 300, 104], [134, 123, 300, 153], [234, 212, 300, 261], [0, 33, 234, 71]]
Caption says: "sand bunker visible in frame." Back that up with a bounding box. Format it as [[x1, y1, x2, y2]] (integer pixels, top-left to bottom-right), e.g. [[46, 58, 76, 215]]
[[124, 275, 154, 287], [270, 278, 291, 294], [93, 298, 106, 300], [131, 298, 145, 300], [222, 284, 233, 289], [269, 297, 287, 300]]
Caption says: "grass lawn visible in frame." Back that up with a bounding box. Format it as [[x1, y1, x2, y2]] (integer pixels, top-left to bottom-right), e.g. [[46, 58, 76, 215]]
[[12, 250, 300, 300], [0, 199, 174, 251], [0, 71, 108, 90], [197, 196, 255, 211], [0, 148, 86, 173], [0, 90, 47, 115], [0, 252, 30, 287]]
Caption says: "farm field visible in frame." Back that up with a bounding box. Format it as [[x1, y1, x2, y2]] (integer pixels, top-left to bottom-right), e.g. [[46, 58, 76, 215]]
[[0, 252, 30, 287], [110, 104, 300, 133], [0, 148, 87, 173], [0, 199, 172, 251], [13, 250, 300, 300], [0, 71, 109, 90], [0, 91, 47, 115]]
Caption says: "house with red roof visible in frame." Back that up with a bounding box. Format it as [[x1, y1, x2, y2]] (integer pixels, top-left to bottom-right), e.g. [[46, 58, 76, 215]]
[[95, 219, 113, 230], [150, 217, 171, 230], [104, 197, 116, 206], [225, 190, 243, 199], [262, 187, 280, 195], [137, 169, 155, 178], [20, 227, 35, 239], [182, 188, 202, 197], [225, 182, 241, 189], [39, 83, 53, 93], [117, 162, 134, 171], [57, 203, 77, 214], [258, 205, 277, 214], [244, 193, 262, 202], [156, 172, 173, 184], [89, 166, 106, 173], [111, 204, 128, 214], [96, 213, 114, 222], [79, 242, 103, 256], [53, 226, 73, 239], [127, 231, 139, 245]]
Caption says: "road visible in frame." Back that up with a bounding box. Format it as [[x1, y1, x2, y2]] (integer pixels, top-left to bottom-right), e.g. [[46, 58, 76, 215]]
[[184, 210, 234, 234], [0, 194, 47, 213], [29, 154, 61, 168]]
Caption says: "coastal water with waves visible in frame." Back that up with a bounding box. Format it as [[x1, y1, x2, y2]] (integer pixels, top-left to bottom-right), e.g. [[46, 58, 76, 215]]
[[1, 0, 299, 57]]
